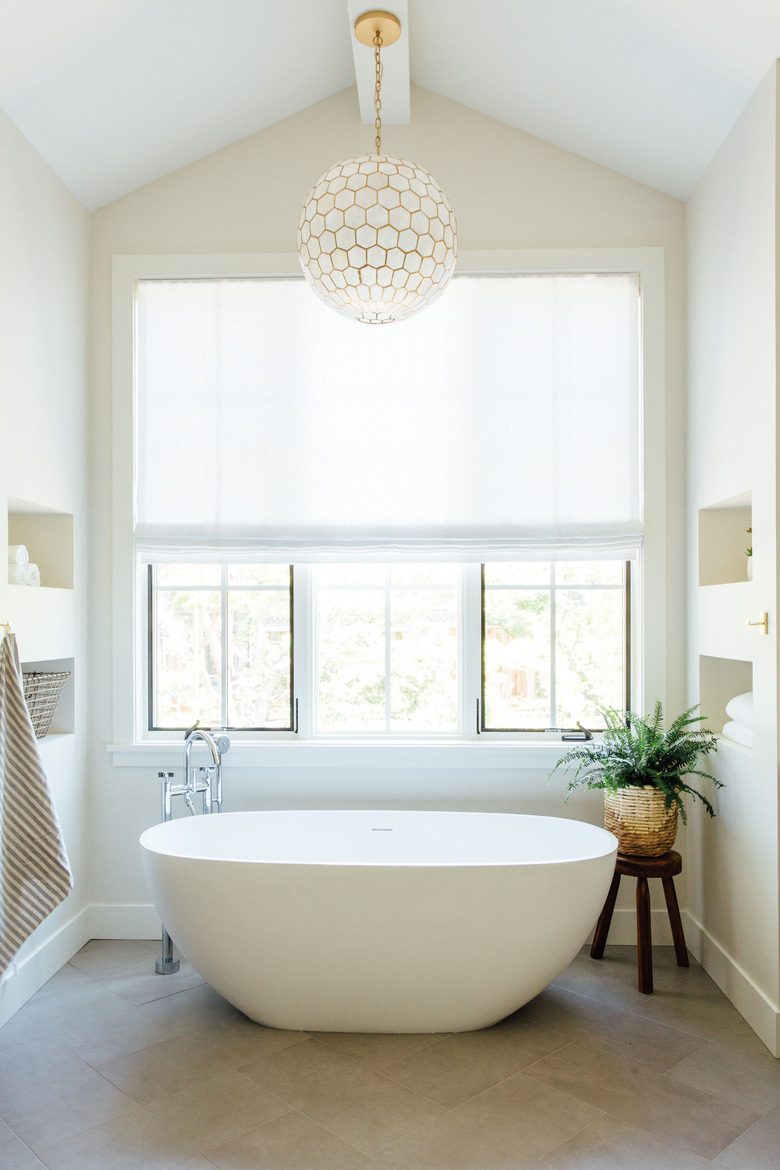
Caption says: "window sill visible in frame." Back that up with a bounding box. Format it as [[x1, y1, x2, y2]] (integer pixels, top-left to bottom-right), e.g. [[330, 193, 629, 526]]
[[108, 740, 574, 770]]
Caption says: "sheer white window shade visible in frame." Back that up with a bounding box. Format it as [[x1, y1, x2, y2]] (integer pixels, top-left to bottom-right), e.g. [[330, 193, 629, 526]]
[[135, 274, 640, 562]]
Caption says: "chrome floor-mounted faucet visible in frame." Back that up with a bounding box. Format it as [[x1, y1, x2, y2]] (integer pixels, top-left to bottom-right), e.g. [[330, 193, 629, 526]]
[[155, 724, 230, 974]]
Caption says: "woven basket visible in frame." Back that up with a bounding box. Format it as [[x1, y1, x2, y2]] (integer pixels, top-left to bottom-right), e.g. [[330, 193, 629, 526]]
[[604, 786, 678, 857], [22, 670, 71, 738]]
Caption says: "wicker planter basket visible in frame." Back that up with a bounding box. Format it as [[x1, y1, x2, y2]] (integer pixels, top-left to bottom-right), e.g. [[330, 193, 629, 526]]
[[22, 670, 71, 739], [604, 786, 678, 857]]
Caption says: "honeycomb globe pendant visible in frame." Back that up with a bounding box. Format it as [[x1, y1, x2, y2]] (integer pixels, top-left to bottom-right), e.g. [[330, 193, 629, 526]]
[[296, 10, 457, 324], [297, 153, 457, 324]]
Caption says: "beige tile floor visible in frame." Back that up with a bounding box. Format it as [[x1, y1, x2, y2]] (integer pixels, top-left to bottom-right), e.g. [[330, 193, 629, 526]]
[[1, 940, 779, 1168]]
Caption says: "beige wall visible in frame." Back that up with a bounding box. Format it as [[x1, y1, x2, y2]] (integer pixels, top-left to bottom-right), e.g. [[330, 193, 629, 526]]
[[89, 86, 687, 929], [0, 108, 91, 1023], [686, 63, 779, 1052]]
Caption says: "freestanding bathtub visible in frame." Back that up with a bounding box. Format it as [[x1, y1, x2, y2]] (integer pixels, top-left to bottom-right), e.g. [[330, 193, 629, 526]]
[[140, 810, 617, 1033]]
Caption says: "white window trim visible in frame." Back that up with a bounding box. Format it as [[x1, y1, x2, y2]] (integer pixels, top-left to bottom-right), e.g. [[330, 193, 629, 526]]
[[110, 247, 666, 767]]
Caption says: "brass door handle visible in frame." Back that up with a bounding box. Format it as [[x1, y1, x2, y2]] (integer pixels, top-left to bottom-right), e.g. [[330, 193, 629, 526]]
[[746, 612, 768, 635]]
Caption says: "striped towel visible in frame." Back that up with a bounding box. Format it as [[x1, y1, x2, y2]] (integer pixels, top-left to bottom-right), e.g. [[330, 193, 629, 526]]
[[0, 633, 72, 976]]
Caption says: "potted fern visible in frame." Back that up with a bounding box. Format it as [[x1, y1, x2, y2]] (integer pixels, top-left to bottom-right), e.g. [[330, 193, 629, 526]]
[[550, 702, 721, 856]]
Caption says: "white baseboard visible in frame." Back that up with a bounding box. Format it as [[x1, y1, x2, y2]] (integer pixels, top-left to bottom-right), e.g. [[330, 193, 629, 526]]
[[0, 905, 92, 1029], [684, 910, 780, 1057], [587, 906, 674, 947]]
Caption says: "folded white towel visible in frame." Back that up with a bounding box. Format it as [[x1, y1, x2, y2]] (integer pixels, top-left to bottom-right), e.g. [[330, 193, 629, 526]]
[[722, 720, 753, 748], [25, 564, 40, 587], [725, 691, 753, 728], [7, 545, 29, 567], [8, 564, 27, 585]]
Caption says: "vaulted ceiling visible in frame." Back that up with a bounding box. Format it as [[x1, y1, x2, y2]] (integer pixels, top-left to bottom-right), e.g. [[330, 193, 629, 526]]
[[2, 0, 779, 210]]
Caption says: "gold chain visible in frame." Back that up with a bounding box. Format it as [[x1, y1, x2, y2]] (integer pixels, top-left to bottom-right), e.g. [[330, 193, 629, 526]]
[[374, 31, 383, 155]]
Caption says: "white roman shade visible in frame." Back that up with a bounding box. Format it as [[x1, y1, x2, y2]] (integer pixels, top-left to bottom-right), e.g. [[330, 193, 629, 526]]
[[135, 272, 640, 561]]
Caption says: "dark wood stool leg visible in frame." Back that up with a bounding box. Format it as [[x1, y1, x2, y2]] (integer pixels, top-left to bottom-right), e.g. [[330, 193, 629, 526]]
[[590, 871, 621, 959], [661, 875, 689, 968], [636, 875, 653, 993]]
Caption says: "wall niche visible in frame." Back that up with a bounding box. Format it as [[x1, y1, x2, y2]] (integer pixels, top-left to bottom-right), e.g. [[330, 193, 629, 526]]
[[8, 497, 74, 590], [698, 491, 752, 586], [699, 654, 752, 742]]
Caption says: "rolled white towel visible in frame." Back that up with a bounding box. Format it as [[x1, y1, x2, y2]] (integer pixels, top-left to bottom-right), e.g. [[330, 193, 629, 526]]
[[725, 691, 753, 728], [25, 563, 40, 587], [8, 563, 27, 585], [722, 720, 753, 749], [8, 544, 29, 567]]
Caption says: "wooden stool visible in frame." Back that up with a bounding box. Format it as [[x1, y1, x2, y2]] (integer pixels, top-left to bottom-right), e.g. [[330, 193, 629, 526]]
[[590, 850, 688, 994]]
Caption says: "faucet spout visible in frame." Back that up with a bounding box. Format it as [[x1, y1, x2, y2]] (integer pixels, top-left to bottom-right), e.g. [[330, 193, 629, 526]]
[[183, 727, 230, 813], [184, 728, 220, 768]]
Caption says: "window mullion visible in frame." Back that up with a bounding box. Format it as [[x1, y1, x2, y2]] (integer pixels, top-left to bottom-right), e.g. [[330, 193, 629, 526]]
[[385, 567, 392, 733], [221, 565, 229, 728], [295, 565, 313, 738], [463, 563, 482, 739], [549, 564, 556, 728]]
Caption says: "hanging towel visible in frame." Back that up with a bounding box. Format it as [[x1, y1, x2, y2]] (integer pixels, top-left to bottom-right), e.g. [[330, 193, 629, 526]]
[[0, 633, 72, 976]]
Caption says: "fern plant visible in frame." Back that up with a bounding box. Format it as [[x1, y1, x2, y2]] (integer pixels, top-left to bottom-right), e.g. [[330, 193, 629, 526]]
[[550, 702, 722, 823]]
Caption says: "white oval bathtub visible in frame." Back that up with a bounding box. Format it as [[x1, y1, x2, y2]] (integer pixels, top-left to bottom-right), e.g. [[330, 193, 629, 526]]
[[140, 810, 617, 1033]]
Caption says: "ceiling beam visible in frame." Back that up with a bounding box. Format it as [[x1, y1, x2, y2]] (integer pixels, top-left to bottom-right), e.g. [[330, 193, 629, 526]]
[[346, 0, 410, 126]]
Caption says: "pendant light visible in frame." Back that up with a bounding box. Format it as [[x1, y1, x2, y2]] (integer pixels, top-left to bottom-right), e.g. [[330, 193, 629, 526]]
[[297, 10, 457, 324]]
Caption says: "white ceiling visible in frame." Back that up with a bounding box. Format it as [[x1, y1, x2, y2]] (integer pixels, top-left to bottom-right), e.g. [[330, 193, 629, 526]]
[[1, 0, 779, 210]]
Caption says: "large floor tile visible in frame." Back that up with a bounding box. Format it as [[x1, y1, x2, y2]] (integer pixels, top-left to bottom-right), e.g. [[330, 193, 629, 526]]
[[524, 1038, 759, 1160], [541, 1114, 711, 1168], [712, 1102, 780, 1168], [60, 980, 238, 1067], [96, 1016, 308, 1103], [39, 1124, 215, 1170], [552, 946, 700, 1013], [67, 938, 160, 981], [8, 963, 128, 1036], [515, 984, 706, 1072], [240, 1036, 445, 1154], [665, 1019, 780, 1113], [5, 963, 222, 1069], [0, 1037, 138, 1152], [0, 1005, 51, 1052], [0, 1120, 47, 1170], [380, 1015, 572, 1107], [310, 1029, 442, 1069], [373, 1070, 602, 1168], [629, 966, 743, 1039], [207, 1108, 379, 1169], [0, 967, 108, 1052], [36, 1069, 290, 1170], [69, 938, 205, 1004]]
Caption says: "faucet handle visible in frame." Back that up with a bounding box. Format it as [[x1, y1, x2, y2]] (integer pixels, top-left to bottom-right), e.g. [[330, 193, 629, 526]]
[[158, 771, 175, 780]]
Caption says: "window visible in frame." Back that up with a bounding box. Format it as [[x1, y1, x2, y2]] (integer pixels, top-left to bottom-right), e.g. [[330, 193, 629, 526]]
[[482, 561, 629, 731], [149, 564, 293, 731], [314, 564, 460, 734], [146, 559, 630, 737], [114, 248, 662, 756]]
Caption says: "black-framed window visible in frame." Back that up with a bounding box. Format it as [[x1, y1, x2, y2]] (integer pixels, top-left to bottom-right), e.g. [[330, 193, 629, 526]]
[[146, 558, 631, 736], [481, 560, 630, 731], [148, 564, 293, 731]]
